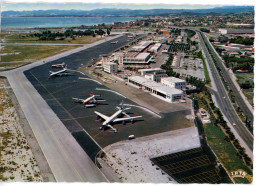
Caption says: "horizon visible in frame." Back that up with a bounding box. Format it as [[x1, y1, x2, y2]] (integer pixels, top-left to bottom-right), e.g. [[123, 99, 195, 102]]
[[1, 3, 231, 12]]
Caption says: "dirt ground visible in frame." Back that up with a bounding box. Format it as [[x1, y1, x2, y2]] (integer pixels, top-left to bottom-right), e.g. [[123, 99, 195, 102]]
[[0, 78, 43, 182]]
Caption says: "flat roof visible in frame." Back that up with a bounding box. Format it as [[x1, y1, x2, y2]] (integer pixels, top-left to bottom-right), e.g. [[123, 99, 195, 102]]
[[139, 68, 164, 72], [135, 53, 150, 59], [103, 62, 118, 65], [129, 76, 183, 95], [162, 77, 186, 83]]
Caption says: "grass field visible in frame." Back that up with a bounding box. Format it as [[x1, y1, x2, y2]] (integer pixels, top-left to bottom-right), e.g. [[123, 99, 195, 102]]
[[204, 122, 253, 183], [235, 73, 254, 106], [4, 33, 103, 44], [1, 45, 78, 63]]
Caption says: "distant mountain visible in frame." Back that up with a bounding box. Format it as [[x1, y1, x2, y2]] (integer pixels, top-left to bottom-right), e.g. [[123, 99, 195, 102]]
[[2, 6, 254, 17]]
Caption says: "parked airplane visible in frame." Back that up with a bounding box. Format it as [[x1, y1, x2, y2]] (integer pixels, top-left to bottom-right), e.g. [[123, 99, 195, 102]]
[[48, 67, 72, 79], [94, 101, 142, 133], [51, 62, 66, 68], [110, 41, 118, 44], [72, 94, 105, 108]]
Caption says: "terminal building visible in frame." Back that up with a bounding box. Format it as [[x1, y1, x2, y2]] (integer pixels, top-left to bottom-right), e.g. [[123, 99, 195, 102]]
[[148, 43, 162, 53], [111, 52, 152, 65], [123, 52, 151, 65], [128, 76, 184, 102], [139, 68, 167, 82], [161, 77, 187, 89], [139, 68, 166, 76], [129, 41, 154, 52]]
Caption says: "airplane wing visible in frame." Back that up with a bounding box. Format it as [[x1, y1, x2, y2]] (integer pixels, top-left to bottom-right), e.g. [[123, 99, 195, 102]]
[[72, 98, 84, 102], [49, 71, 54, 74], [113, 116, 142, 123], [106, 124, 117, 132], [84, 104, 96, 108], [94, 111, 110, 121]]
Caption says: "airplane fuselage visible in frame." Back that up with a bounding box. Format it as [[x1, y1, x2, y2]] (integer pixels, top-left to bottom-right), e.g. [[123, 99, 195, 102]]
[[102, 110, 123, 126]]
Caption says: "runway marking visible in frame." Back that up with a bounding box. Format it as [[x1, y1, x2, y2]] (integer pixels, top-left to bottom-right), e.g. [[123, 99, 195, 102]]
[[28, 71, 86, 181], [61, 114, 96, 121], [51, 84, 74, 95], [17, 73, 85, 182], [96, 88, 127, 98], [124, 104, 161, 118], [29, 71, 110, 182], [79, 77, 102, 85]]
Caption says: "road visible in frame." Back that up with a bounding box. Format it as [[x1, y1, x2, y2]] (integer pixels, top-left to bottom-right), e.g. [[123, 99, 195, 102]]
[[198, 32, 253, 157], [0, 34, 125, 182], [201, 32, 254, 126]]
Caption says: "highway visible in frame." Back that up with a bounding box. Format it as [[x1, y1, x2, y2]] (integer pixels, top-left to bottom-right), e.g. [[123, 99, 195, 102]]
[[0, 34, 125, 182], [201, 32, 254, 126], [198, 32, 253, 157]]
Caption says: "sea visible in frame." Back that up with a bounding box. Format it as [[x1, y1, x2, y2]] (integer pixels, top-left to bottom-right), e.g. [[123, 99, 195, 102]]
[[1, 16, 144, 29]]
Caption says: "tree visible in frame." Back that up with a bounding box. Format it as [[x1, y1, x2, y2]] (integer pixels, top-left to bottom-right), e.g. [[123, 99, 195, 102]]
[[106, 28, 110, 36]]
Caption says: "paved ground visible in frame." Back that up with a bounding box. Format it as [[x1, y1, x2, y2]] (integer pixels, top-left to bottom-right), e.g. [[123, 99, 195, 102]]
[[0, 33, 195, 182], [0, 34, 124, 182], [101, 126, 201, 183], [199, 32, 253, 159]]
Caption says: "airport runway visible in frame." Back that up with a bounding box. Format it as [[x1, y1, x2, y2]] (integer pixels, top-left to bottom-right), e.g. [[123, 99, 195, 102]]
[[24, 34, 192, 158], [0, 34, 125, 182], [1, 34, 192, 182]]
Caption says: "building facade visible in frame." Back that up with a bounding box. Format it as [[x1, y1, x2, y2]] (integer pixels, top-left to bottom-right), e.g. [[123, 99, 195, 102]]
[[128, 76, 184, 102], [161, 77, 186, 89], [103, 62, 118, 73]]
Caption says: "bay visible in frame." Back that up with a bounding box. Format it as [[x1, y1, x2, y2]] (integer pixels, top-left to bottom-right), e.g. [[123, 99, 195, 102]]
[[1, 16, 143, 29]]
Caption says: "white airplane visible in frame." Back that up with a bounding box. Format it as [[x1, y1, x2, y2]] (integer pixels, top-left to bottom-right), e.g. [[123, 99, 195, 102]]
[[111, 41, 118, 44], [51, 62, 66, 68], [94, 101, 142, 133], [48, 67, 72, 79], [72, 94, 105, 108]]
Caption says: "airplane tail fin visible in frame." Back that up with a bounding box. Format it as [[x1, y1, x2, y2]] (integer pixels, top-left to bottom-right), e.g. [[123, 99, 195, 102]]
[[117, 100, 131, 111]]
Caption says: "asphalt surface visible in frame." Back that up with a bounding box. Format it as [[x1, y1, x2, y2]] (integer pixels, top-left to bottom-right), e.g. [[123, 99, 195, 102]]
[[198, 32, 253, 155], [0, 34, 126, 182], [1, 33, 193, 182], [202, 33, 254, 126], [23, 34, 192, 161]]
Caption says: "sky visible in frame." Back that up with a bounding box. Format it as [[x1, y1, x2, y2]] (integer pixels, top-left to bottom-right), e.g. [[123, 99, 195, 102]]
[[2, 3, 223, 11], [1, 0, 255, 11]]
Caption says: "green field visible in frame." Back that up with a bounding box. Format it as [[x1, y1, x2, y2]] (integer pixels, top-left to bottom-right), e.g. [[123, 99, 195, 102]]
[[236, 73, 254, 106], [204, 122, 253, 183], [4, 33, 103, 44], [1, 45, 78, 63]]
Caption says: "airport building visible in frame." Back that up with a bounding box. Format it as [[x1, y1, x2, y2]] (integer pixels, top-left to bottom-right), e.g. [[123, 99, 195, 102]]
[[218, 28, 254, 35], [103, 62, 118, 73], [139, 68, 166, 76], [122, 52, 151, 65], [112, 52, 152, 65], [129, 41, 154, 52], [148, 43, 162, 53], [161, 77, 187, 89], [128, 76, 184, 102], [144, 72, 168, 82]]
